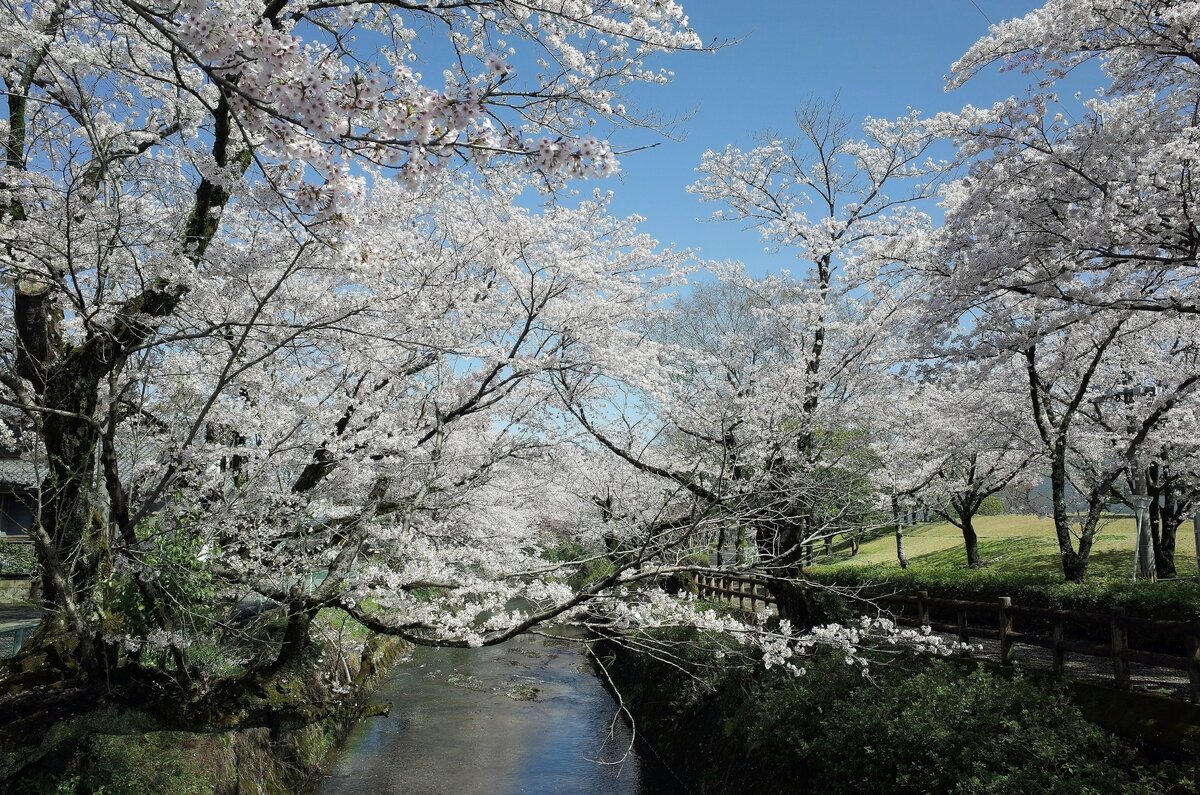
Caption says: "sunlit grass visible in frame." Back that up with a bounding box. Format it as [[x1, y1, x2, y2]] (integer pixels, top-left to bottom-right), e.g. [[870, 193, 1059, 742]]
[[816, 514, 1198, 581]]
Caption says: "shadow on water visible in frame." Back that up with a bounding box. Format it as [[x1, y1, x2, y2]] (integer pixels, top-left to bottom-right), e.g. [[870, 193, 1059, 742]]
[[318, 630, 685, 795]]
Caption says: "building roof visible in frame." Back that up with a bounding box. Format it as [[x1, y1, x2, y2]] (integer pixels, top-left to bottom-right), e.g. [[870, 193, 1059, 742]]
[[0, 458, 38, 487]]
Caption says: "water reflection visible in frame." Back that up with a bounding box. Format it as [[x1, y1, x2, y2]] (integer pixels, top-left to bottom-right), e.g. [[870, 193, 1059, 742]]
[[319, 632, 683, 795]]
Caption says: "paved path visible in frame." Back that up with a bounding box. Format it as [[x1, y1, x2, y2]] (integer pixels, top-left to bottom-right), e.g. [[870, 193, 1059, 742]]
[[700, 583, 1195, 701], [947, 627, 1193, 701]]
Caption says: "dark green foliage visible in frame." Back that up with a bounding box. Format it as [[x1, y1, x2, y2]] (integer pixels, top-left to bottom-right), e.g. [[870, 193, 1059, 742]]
[[977, 495, 1004, 516], [804, 427, 889, 533], [0, 543, 37, 577], [544, 541, 615, 589], [73, 731, 222, 795], [601, 630, 1187, 794], [105, 528, 220, 670], [787, 660, 1167, 795]]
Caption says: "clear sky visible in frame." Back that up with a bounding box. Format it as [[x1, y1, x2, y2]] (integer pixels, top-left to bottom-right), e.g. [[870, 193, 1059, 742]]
[[600, 0, 1046, 276]]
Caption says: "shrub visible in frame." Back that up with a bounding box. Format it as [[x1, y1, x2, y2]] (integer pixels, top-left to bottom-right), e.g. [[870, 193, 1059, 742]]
[[801, 660, 1165, 794], [543, 541, 616, 589], [0, 543, 37, 577], [613, 633, 1185, 795], [806, 565, 1200, 623], [977, 495, 1004, 515]]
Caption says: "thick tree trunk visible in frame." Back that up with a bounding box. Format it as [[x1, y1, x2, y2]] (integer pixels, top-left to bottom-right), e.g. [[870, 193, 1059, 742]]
[[267, 605, 318, 675], [1048, 443, 1089, 582], [1159, 514, 1180, 579], [767, 580, 814, 629], [1064, 508, 1101, 583], [1061, 549, 1087, 582], [960, 512, 981, 569], [1157, 477, 1179, 578], [27, 361, 111, 673]]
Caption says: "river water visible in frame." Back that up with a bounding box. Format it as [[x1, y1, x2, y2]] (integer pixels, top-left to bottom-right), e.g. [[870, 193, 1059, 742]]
[[318, 631, 684, 795]]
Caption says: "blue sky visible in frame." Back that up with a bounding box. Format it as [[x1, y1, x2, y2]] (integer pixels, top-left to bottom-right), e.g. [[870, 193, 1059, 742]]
[[600, 1, 1047, 275]]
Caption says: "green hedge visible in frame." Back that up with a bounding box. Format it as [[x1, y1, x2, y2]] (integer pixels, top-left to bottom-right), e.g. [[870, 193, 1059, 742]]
[[807, 564, 1200, 624], [748, 658, 1179, 795], [0, 543, 37, 577]]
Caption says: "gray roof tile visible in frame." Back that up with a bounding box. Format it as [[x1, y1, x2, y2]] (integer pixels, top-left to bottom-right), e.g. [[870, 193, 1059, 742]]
[[0, 459, 38, 487]]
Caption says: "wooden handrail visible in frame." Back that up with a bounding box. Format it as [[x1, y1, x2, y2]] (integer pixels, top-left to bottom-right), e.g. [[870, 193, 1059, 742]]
[[689, 572, 1200, 703], [872, 592, 1200, 635]]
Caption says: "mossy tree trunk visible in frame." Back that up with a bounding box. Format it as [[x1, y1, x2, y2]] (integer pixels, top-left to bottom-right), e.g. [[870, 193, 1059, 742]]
[[3, 61, 247, 680]]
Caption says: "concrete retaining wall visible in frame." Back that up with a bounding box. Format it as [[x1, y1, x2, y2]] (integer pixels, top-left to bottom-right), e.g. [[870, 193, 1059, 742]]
[[0, 578, 38, 605]]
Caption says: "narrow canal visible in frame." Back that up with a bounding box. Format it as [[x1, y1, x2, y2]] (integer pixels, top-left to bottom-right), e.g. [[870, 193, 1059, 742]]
[[318, 630, 684, 794]]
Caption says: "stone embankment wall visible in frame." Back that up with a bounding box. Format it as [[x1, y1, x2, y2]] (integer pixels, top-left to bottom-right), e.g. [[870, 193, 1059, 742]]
[[1, 635, 407, 794], [0, 577, 37, 604]]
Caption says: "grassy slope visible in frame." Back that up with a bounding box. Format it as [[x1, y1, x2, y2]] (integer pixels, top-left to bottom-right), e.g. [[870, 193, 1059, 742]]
[[815, 514, 1199, 581]]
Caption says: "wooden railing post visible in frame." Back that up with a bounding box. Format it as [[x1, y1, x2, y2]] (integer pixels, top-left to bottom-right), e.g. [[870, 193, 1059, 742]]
[[916, 590, 930, 626], [819, 585, 1200, 702], [1052, 618, 1065, 675], [1110, 608, 1130, 690], [1187, 635, 1200, 705], [998, 597, 1015, 666]]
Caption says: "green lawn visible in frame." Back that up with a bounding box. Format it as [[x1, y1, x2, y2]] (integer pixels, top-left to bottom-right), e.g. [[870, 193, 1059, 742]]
[[816, 514, 1199, 581]]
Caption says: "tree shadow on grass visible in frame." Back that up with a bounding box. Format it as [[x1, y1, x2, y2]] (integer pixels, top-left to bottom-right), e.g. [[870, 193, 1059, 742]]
[[1084, 548, 1137, 580], [908, 537, 1061, 575]]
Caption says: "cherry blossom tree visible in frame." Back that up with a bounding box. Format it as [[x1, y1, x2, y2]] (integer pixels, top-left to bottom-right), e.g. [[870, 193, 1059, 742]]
[[919, 367, 1038, 569], [0, 0, 707, 690], [932, 0, 1200, 320], [687, 101, 944, 583], [865, 379, 945, 570], [1134, 392, 1200, 579], [555, 102, 949, 619], [929, 298, 1200, 582], [558, 273, 896, 621], [918, 0, 1200, 582]]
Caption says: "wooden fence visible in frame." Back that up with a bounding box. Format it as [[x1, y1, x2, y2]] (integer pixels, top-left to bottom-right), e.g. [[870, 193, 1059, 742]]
[[694, 573, 1200, 704], [695, 573, 777, 613]]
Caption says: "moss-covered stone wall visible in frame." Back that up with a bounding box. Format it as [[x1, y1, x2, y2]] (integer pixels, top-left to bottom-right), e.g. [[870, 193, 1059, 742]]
[[1, 636, 407, 794]]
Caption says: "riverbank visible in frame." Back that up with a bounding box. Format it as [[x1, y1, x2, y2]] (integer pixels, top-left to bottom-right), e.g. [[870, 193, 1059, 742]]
[[593, 627, 1197, 794], [0, 633, 407, 794]]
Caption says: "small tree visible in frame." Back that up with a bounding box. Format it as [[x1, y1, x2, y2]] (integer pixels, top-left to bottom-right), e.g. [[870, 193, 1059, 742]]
[[921, 366, 1036, 569]]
